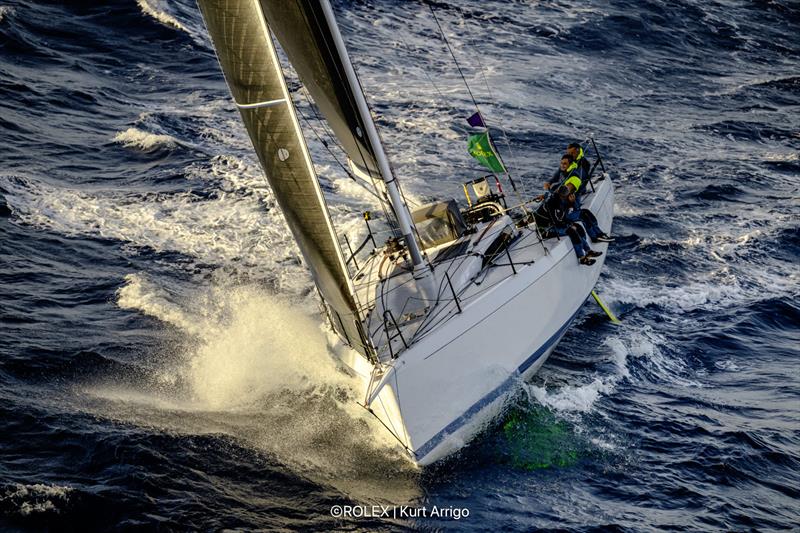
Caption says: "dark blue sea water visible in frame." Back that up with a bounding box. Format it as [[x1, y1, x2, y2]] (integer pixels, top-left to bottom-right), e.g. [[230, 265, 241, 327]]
[[1, 0, 799, 530]]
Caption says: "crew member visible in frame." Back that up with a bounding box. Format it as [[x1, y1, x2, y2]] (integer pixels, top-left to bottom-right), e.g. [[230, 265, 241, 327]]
[[566, 142, 591, 187], [562, 182, 614, 243], [534, 185, 601, 266], [544, 154, 578, 192]]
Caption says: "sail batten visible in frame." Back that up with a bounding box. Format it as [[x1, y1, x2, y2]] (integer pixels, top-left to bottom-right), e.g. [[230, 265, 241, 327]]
[[197, 0, 370, 357], [235, 97, 287, 109]]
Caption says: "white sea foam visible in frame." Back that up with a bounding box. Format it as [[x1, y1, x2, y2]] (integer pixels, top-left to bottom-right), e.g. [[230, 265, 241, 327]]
[[186, 287, 350, 410], [113, 274, 353, 409], [612, 201, 645, 217], [763, 151, 799, 162], [331, 175, 385, 211], [605, 223, 798, 316], [589, 436, 619, 451], [136, 0, 187, 33], [85, 276, 419, 501], [1, 484, 73, 516], [1, 175, 308, 288], [191, 154, 268, 196], [527, 378, 614, 413], [607, 277, 742, 313], [526, 333, 632, 414], [613, 326, 705, 388], [113, 127, 179, 151], [117, 273, 206, 337], [527, 321, 704, 417], [714, 359, 742, 372], [0, 6, 13, 23]]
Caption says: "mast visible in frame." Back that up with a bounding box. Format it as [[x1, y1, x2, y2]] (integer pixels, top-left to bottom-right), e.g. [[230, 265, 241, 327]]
[[316, 0, 427, 270]]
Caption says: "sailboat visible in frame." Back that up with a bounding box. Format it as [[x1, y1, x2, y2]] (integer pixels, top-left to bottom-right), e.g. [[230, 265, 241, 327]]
[[195, 0, 614, 465]]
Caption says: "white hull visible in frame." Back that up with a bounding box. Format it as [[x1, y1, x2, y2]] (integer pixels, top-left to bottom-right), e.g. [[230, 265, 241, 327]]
[[363, 176, 615, 465]]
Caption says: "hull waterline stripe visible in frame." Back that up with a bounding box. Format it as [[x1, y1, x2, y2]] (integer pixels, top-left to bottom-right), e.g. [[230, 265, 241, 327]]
[[413, 303, 585, 462]]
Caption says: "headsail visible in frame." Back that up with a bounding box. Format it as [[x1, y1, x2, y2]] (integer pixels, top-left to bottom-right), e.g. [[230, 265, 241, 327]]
[[262, 0, 427, 270], [258, 0, 384, 187], [197, 0, 372, 357]]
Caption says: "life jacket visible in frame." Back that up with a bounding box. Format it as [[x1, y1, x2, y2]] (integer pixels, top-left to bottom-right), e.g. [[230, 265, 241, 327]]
[[553, 162, 580, 190], [564, 175, 582, 193], [573, 146, 591, 188], [566, 161, 578, 175], [575, 146, 585, 164]]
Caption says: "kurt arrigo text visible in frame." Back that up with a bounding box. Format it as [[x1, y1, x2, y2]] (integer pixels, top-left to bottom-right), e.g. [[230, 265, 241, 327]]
[[330, 504, 470, 521]]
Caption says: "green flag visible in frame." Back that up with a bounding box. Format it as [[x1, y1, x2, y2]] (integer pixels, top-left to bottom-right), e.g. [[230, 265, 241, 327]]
[[467, 131, 506, 173]]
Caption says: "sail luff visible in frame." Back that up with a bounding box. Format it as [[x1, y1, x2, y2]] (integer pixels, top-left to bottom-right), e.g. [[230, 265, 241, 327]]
[[196, 0, 371, 357], [258, 1, 428, 267], [315, 0, 426, 269], [252, 0, 359, 306]]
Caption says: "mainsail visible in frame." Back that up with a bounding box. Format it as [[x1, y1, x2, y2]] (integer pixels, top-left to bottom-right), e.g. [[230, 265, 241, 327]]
[[197, 0, 371, 356]]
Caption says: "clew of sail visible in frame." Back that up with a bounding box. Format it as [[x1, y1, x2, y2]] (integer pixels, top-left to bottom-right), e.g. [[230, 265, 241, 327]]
[[197, 0, 372, 357]]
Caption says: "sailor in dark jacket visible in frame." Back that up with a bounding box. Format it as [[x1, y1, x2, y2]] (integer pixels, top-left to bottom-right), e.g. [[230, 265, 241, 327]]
[[534, 185, 601, 265], [544, 154, 577, 191], [562, 182, 615, 243]]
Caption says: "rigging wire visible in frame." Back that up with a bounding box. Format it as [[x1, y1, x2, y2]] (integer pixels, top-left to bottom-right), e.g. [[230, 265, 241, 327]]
[[301, 6, 401, 230], [426, 2, 482, 116], [294, 96, 385, 204], [426, 1, 528, 209], [393, 20, 456, 115], [453, 4, 521, 187], [391, 18, 486, 177]]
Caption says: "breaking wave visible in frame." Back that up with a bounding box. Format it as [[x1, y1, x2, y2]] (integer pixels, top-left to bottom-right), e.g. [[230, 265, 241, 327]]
[[136, 0, 187, 33], [526, 378, 615, 413], [85, 273, 419, 501], [0, 484, 72, 517], [112, 127, 179, 151]]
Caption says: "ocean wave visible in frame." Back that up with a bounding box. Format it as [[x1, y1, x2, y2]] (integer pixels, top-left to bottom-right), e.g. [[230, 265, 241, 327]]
[[117, 273, 204, 336], [525, 321, 701, 416], [86, 276, 420, 501], [191, 154, 263, 192], [0, 483, 72, 517], [0, 174, 307, 285], [136, 0, 187, 33], [606, 276, 744, 315], [526, 378, 615, 413], [115, 275, 352, 409], [524, 327, 633, 414], [611, 327, 704, 388], [112, 127, 179, 151]]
